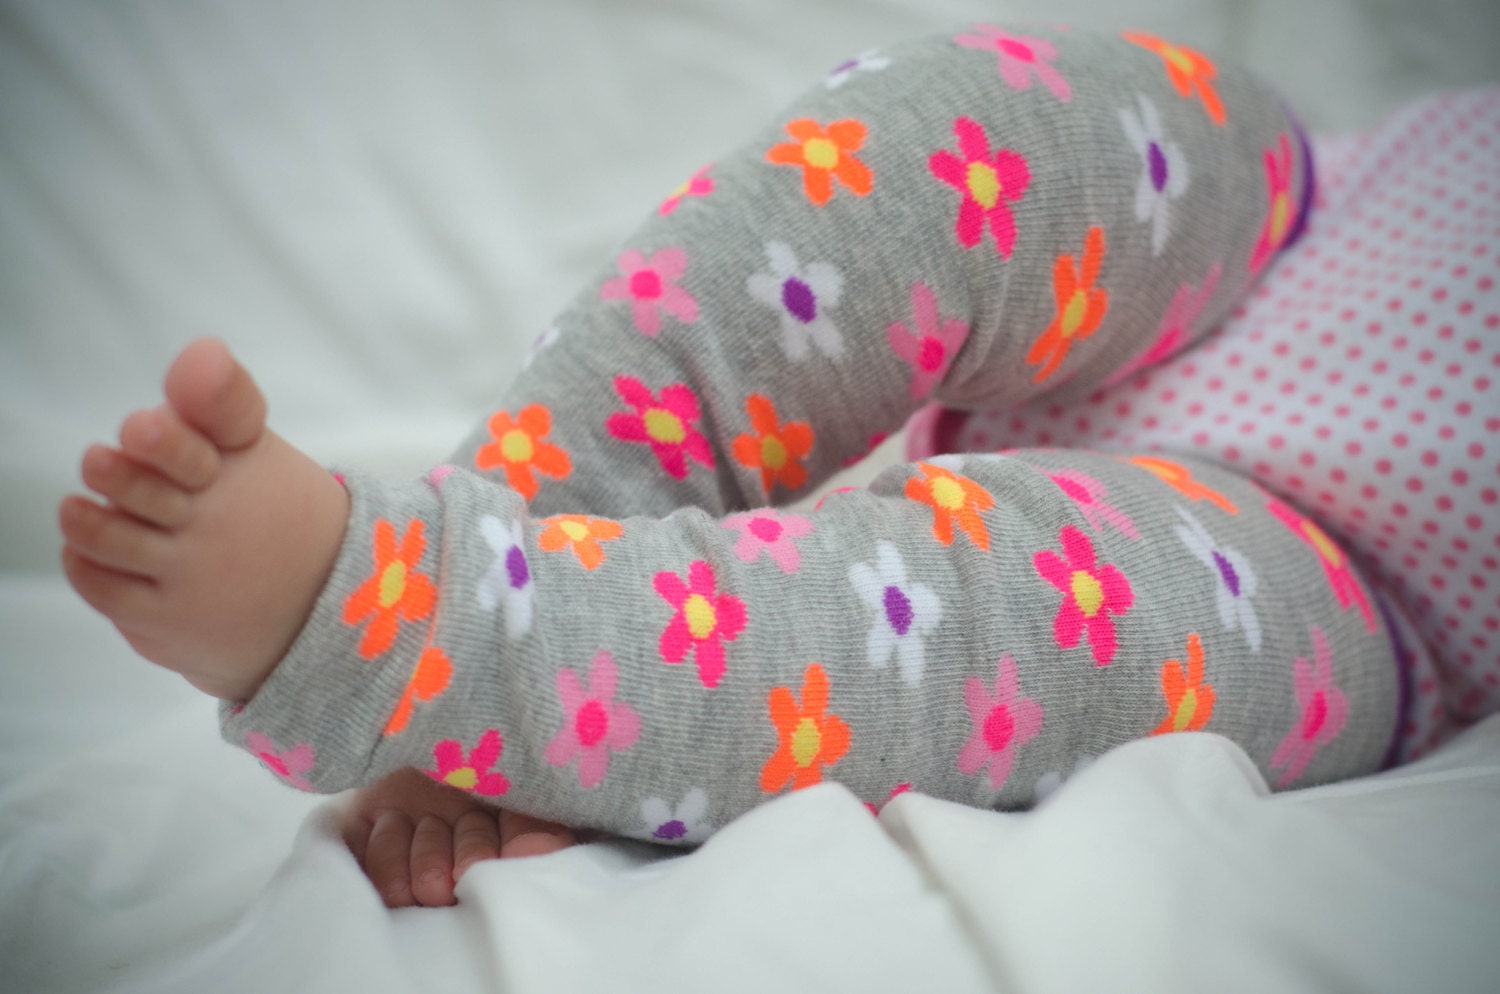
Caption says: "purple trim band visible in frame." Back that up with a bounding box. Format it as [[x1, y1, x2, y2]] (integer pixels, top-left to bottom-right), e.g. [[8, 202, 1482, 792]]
[[1376, 594, 1415, 771], [1284, 107, 1317, 250]]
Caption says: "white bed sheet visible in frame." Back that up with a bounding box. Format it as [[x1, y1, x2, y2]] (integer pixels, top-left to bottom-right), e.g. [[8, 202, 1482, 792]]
[[3, 1, 1499, 992]]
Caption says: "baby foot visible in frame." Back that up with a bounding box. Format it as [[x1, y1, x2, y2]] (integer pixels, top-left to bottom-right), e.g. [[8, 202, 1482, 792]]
[[59, 338, 350, 701], [341, 768, 577, 908]]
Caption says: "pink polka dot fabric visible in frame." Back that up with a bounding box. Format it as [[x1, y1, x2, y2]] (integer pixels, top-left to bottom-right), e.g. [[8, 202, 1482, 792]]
[[921, 89, 1500, 760]]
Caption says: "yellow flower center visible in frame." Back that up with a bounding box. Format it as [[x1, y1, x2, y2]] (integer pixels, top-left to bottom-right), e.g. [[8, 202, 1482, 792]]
[[1303, 521, 1343, 568], [1173, 688, 1198, 732], [644, 408, 686, 444], [966, 161, 1001, 209], [1061, 290, 1090, 337], [378, 560, 408, 609], [802, 137, 840, 170], [930, 476, 966, 511], [444, 767, 478, 790], [684, 593, 717, 640], [1162, 44, 1195, 76], [500, 429, 535, 464], [791, 718, 822, 768], [559, 519, 589, 542], [1070, 570, 1105, 617], [1269, 192, 1291, 245], [761, 435, 788, 470]]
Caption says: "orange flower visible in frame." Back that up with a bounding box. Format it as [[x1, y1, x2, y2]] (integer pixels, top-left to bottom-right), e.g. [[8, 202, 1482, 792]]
[[1121, 31, 1225, 126], [732, 394, 815, 495], [342, 518, 437, 660], [1127, 455, 1238, 514], [766, 118, 874, 206], [1152, 633, 1215, 735], [760, 663, 851, 793], [1026, 226, 1109, 382], [537, 514, 624, 570], [905, 461, 994, 550], [385, 645, 453, 736], [475, 404, 572, 501]]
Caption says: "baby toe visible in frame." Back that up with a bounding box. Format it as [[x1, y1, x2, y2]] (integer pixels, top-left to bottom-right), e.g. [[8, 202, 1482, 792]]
[[163, 337, 267, 452], [409, 815, 457, 907], [364, 811, 416, 909], [119, 406, 220, 491], [81, 445, 192, 528], [59, 496, 168, 578]]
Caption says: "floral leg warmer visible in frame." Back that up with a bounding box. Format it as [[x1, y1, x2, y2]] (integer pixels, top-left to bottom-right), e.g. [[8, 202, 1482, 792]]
[[223, 26, 1400, 840]]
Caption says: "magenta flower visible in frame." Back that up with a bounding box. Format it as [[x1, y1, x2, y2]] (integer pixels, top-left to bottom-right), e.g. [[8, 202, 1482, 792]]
[[929, 118, 1031, 257], [654, 560, 748, 688], [1033, 525, 1134, 665], [887, 281, 970, 398], [1105, 264, 1221, 385], [1046, 469, 1139, 539], [953, 25, 1071, 101], [659, 164, 714, 215], [957, 655, 1044, 791], [722, 508, 814, 573], [545, 651, 641, 788], [599, 247, 699, 336], [605, 375, 714, 479], [244, 732, 316, 792], [1270, 628, 1349, 788], [426, 729, 511, 796], [1249, 133, 1297, 273]]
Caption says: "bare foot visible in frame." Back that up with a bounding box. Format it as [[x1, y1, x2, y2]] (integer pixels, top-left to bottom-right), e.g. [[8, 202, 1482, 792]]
[[59, 337, 350, 701], [342, 768, 578, 908]]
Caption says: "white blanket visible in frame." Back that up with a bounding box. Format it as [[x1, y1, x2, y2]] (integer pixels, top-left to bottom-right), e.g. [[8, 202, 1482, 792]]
[[3, 2, 1499, 992]]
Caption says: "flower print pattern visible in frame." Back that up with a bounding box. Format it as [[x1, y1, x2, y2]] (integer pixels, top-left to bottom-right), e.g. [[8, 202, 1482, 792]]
[[886, 281, 970, 399], [1121, 31, 1225, 126], [385, 645, 453, 736], [1267, 498, 1377, 632], [761, 663, 851, 793], [746, 242, 845, 361], [849, 541, 944, 685], [244, 732, 316, 792], [475, 404, 572, 500], [428, 729, 511, 796], [825, 49, 891, 89], [732, 393, 815, 496], [1270, 628, 1348, 788], [537, 514, 624, 571], [957, 654, 1044, 791], [1174, 507, 1261, 651], [606, 376, 714, 479], [654, 560, 747, 689], [545, 651, 641, 788], [1105, 265, 1221, 385], [641, 788, 712, 844], [905, 460, 994, 550], [1033, 525, 1134, 666], [521, 325, 560, 370], [722, 508, 813, 573], [1249, 133, 1297, 273], [1119, 94, 1190, 254], [1127, 455, 1238, 514], [766, 117, 873, 206], [929, 117, 1030, 256], [953, 25, 1071, 101], [477, 515, 533, 638], [1151, 633, 1215, 735], [342, 518, 436, 660], [1047, 468, 1139, 539], [599, 247, 699, 337], [1026, 226, 1109, 383], [659, 164, 713, 215]]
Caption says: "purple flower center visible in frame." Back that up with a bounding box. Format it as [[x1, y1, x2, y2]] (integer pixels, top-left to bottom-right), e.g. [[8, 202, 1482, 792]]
[[998, 38, 1035, 63], [748, 516, 784, 542], [576, 700, 609, 748], [1147, 142, 1169, 193], [918, 336, 945, 373], [1211, 550, 1240, 597], [883, 584, 914, 636], [506, 546, 530, 590], [781, 277, 817, 323], [653, 819, 688, 841], [983, 704, 1015, 752], [830, 58, 859, 75]]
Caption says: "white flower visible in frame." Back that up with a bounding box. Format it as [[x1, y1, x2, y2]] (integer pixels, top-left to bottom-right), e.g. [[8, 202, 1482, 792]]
[[1173, 507, 1261, 651], [1119, 94, 1190, 255], [746, 242, 844, 361], [477, 515, 534, 639], [848, 541, 943, 685], [825, 49, 891, 89], [640, 788, 712, 844]]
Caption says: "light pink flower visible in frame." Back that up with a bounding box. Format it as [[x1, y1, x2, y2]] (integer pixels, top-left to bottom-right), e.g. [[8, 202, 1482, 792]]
[[1270, 628, 1349, 788], [957, 655, 1044, 790], [1105, 264, 1221, 385], [244, 732, 316, 792], [545, 651, 641, 788], [954, 25, 1071, 101], [1046, 469, 1139, 539], [887, 281, 970, 399], [599, 247, 699, 336], [722, 508, 814, 573]]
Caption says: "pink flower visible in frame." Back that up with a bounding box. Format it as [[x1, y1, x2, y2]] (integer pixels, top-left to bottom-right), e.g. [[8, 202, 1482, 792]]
[[659, 164, 714, 215], [1046, 469, 1139, 539], [1249, 133, 1297, 273], [722, 508, 814, 573], [1032, 525, 1134, 665], [654, 560, 747, 688], [244, 732, 316, 792], [599, 247, 699, 336], [957, 655, 1044, 791], [425, 729, 511, 796], [1270, 628, 1349, 788], [1267, 497, 1377, 632], [1105, 265, 1221, 385], [929, 118, 1031, 257], [605, 375, 714, 479], [953, 25, 1071, 101], [887, 281, 970, 398], [545, 651, 641, 788]]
